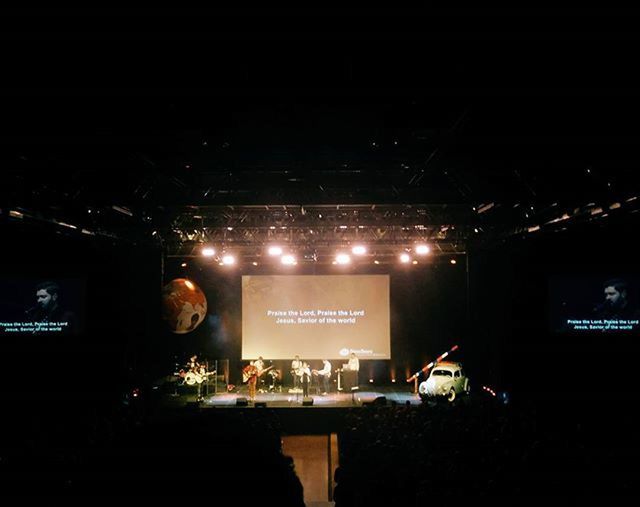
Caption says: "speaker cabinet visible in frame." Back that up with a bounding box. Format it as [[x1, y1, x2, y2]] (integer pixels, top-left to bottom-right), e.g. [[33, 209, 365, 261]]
[[363, 396, 387, 407]]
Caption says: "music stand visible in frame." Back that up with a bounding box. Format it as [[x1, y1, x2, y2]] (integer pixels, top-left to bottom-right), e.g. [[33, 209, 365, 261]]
[[214, 360, 218, 395], [171, 358, 181, 397], [203, 359, 209, 399]]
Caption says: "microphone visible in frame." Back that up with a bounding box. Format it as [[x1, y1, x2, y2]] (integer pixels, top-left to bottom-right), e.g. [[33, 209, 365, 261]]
[[593, 301, 609, 313]]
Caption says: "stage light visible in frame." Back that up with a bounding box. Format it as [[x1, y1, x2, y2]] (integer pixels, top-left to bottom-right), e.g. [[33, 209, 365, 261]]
[[184, 280, 195, 290], [352, 245, 367, 255], [412, 260, 418, 265], [55, 220, 77, 230], [415, 244, 430, 255], [400, 253, 411, 263], [112, 205, 133, 217], [268, 245, 283, 256], [450, 259, 457, 265], [181, 262, 187, 268], [222, 254, 235, 265], [252, 262, 258, 266], [201, 247, 216, 257], [391, 379, 396, 383], [281, 254, 296, 265], [369, 379, 374, 383], [336, 253, 351, 265], [374, 260, 380, 265]]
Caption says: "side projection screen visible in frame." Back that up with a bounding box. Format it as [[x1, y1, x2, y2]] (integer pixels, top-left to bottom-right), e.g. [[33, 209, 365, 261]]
[[0, 278, 85, 336], [242, 275, 391, 360]]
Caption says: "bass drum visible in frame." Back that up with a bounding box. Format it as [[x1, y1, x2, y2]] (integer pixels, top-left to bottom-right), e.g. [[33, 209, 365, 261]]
[[184, 371, 203, 386]]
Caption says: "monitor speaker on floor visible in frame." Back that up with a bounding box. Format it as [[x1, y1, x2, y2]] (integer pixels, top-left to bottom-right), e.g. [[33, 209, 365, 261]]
[[236, 397, 248, 406], [363, 396, 387, 407], [255, 401, 267, 408], [302, 397, 314, 406]]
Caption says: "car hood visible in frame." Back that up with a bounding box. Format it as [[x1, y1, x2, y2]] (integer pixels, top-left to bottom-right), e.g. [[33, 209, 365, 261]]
[[423, 376, 453, 393]]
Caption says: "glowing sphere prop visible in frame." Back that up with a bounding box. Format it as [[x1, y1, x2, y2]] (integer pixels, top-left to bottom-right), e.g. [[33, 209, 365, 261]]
[[161, 278, 208, 334]]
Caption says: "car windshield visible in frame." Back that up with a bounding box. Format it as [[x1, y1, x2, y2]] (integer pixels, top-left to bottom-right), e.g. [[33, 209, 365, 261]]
[[432, 370, 453, 377]]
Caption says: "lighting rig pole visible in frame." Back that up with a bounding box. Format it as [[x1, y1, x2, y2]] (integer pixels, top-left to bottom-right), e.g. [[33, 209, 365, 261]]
[[406, 345, 460, 393]]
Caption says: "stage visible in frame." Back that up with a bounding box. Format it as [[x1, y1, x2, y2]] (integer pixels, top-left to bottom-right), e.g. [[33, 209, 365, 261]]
[[157, 385, 422, 409]]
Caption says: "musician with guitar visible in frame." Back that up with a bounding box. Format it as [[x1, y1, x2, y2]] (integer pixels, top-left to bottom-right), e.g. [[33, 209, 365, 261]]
[[242, 358, 274, 401], [242, 361, 258, 401], [255, 356, 267, 392]]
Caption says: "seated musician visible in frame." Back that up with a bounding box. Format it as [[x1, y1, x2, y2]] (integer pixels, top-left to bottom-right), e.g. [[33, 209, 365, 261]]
[[187, 354, 200, 371], [186, 354, 204, 401]]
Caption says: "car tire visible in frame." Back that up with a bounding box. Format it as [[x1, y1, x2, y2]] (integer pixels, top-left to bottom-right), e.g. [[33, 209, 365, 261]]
[[447, 388, 456, 402]]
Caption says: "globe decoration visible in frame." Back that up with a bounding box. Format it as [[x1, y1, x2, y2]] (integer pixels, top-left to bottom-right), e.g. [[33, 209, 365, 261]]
[[161, 278, 208, 334]]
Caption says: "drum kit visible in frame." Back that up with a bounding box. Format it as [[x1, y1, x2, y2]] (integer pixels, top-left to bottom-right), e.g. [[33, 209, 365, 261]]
[[267, 368, 282, 392], [177, 364, 216, 386], [255, 366, 282, 392]]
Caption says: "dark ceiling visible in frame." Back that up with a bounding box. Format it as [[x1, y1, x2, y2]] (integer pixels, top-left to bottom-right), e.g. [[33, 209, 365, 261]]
[[2, 8, 640, 259]]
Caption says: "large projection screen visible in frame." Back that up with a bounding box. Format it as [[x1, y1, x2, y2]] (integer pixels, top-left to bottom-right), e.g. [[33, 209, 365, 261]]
[[242, 275, 390, 360]]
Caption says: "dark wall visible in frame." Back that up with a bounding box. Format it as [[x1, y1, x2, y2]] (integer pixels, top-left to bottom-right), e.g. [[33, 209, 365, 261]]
[[470, 214, 640, 397], [0, 220, 162, 400]]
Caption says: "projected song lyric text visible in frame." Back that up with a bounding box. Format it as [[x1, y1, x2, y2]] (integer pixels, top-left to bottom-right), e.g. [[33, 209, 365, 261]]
[[267, 309, 366, 325]]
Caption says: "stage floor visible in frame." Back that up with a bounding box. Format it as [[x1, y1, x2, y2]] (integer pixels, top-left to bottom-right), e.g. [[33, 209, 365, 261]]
[[163, 385, 422, 408]]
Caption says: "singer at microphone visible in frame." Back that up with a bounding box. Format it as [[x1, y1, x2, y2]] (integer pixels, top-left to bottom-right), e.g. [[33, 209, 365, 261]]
[[25, 305, 40, 318], [26, 281, 78, 334], [592, 278, 637, 320]]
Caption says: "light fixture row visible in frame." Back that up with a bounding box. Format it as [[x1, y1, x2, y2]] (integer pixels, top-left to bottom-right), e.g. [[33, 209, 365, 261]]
[[183, 243, 458, 268], [199, 243, 432, 265], [182, 256, 458, 268]]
